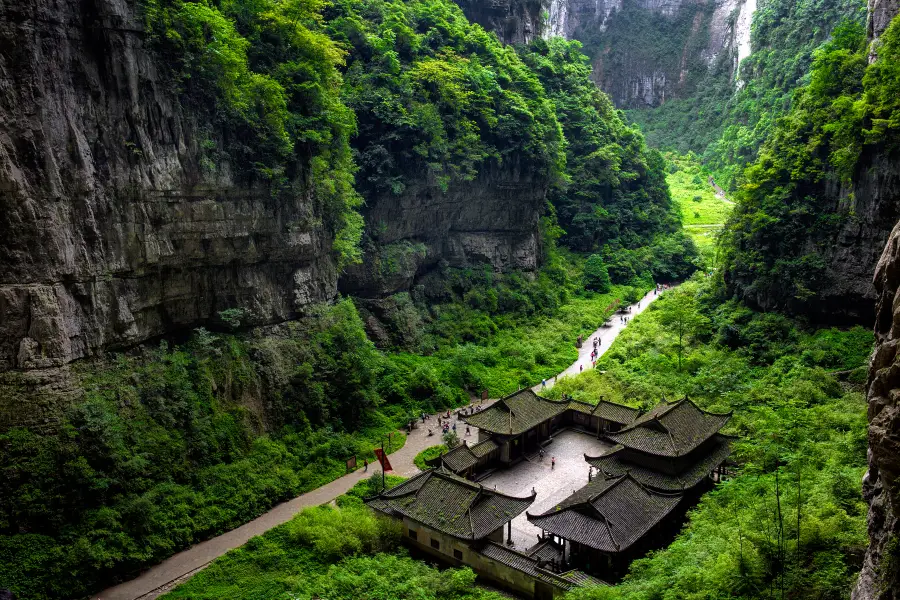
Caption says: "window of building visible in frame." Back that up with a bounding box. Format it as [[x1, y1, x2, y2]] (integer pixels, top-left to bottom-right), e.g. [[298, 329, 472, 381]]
[[430, 538, 440, 550], [408, 529, 417, 540], [453, 549, 463, 560]]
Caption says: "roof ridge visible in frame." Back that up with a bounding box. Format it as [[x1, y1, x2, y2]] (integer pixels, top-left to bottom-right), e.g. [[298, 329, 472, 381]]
[[665, 427, 678, 456], [586, 473, 628, 503], [432, 468, 483, 492]]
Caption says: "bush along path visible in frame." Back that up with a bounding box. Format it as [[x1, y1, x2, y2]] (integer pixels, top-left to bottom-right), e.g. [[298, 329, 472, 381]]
[[95, 289, 659, 600]]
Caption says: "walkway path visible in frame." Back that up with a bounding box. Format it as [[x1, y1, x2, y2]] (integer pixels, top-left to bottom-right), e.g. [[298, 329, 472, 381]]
[[96, 288, 660, 600], [534, 287, 661, 392]]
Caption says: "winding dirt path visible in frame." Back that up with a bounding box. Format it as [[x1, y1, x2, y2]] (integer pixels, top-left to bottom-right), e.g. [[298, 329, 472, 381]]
[[95, 289, 659, 600]]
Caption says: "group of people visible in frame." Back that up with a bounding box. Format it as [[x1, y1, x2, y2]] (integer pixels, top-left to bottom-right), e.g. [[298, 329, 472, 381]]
[[425, 407, 472, 437]]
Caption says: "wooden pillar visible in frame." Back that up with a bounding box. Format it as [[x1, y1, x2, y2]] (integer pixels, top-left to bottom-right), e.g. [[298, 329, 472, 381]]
[[507, 520, 512, 544]]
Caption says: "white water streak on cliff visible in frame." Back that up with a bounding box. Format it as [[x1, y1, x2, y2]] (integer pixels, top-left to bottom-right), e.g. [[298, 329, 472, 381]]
[[735, 0, 757, 79], [544, 0, 569, 38]]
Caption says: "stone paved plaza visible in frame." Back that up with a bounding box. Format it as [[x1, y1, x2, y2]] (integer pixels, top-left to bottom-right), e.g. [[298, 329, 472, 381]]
[[481, 429, 612, 550]]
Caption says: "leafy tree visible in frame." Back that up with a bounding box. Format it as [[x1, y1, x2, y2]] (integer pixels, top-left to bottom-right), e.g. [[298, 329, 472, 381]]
[[442, 430, 460, 449], [656, 287, 708, 370], [583, 254, 612, 292]]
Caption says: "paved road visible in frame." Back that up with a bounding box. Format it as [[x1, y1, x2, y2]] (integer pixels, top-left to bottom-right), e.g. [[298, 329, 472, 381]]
[[482, 429, 611, 549], [534, 287, 661, 392], [96, 288, 660, 600]]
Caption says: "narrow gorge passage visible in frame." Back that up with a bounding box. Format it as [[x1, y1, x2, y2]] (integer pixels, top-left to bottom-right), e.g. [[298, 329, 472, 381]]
[[96, 289, 659, 600]]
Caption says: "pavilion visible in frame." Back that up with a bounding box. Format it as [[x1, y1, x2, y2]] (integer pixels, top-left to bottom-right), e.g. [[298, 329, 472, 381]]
[[459, 389, 639, 466], [526, 473, 682, 577], [366, 467, 605, 599], [586, 397, 733, 492]]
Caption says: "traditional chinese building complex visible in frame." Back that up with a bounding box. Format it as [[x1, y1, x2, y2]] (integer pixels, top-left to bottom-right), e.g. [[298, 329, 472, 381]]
[[366, 392, 733, 598]]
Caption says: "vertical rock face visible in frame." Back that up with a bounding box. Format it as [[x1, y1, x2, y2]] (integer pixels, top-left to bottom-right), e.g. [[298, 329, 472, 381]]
[[854, 221, 900, 600], [0, 0, 337, 426], [453, 0, 545, 44], [869, 0, 900, 40], [339, 160, 547, 339], [726, 147, 900, 326], [458, 0, 754, 108]]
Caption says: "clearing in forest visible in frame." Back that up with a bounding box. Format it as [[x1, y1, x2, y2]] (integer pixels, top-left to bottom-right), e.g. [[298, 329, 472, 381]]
[[666, 153, 733, 264]]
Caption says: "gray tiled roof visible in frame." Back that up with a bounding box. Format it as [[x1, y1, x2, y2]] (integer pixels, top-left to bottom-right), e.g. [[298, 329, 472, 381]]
[[478, 542, 605, 590], [463, 390, 638, 436], [606, 398, 731, 457], [426, 439, 499, 473], [566, 399, 640, 425], [585, 435, 733, 491], [527, 474, 681, 553], [463, 389, 566, 435], [367, 468, 534, 540]]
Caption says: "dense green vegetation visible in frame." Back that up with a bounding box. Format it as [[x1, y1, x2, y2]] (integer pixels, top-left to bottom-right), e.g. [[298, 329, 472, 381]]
[[327, 0, 564, 196], [629, 0, 867, 192], [0, 301, 426, 599], [413, 444, 447, 470], [0, 256, 646, 599], [380, 246, 651, 394], [550, 277, 871, 599], [161, 475, 508, 600], [722, 15, 900, 312]]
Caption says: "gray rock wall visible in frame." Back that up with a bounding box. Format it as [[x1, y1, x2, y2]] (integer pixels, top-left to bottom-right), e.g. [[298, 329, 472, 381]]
[[340, 159, 546, 340], [869, 0, 900, 40], [489, 0, 751, 108], [453, 0, 545, 44], [853, 221, 900, 600], [0, 0, 337, 427]]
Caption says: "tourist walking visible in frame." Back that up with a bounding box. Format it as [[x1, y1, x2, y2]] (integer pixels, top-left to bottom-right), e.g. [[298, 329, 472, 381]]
[[541, 378, 547, 389], [551, 456, 556, 470], [364, 458, 368, 472]]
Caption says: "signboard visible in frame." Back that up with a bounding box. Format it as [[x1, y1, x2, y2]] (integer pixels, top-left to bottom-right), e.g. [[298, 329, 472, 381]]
[[374, 447, 393, 472], [481, 389, 488, 402], [346, 456, 357, 472]]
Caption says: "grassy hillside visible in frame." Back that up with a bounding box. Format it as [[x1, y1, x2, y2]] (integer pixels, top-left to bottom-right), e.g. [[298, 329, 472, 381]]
[[665, 154, 732, 266]]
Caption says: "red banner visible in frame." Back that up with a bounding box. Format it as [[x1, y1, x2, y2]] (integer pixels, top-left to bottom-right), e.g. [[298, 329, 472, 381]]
[[374, 448, 393, 472]]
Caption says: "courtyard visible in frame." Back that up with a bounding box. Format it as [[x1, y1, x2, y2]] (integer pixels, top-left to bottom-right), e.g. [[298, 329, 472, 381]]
[[481, 429, 612, 550]]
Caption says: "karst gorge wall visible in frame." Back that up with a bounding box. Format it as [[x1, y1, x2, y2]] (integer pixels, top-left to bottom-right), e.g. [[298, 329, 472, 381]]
[[0, 0, 551, 428], [856, 5, 900, 597], [457, 0, 756, 108], [0, 0, 336, 427]]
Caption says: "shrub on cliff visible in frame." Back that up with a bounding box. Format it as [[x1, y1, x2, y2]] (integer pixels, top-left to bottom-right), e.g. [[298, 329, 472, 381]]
[[326, 0, 564, 197]]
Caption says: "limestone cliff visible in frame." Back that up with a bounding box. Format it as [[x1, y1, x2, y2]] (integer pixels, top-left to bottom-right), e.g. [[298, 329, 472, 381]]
[[452, 0, 755, 108], [853, 221, 900, 600], [0, 0, 338, 427], [453, 0, 545, 44], [494, 0, 754, 108], [339, 159, 546, 342], [870, 0, 900, 40], [724, 146, 900, 326]]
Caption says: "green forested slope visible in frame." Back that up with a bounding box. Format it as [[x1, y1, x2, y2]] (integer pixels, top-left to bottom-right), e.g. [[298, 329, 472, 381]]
[[518, 38, 696, 281], [551, 277, 871, 600]]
